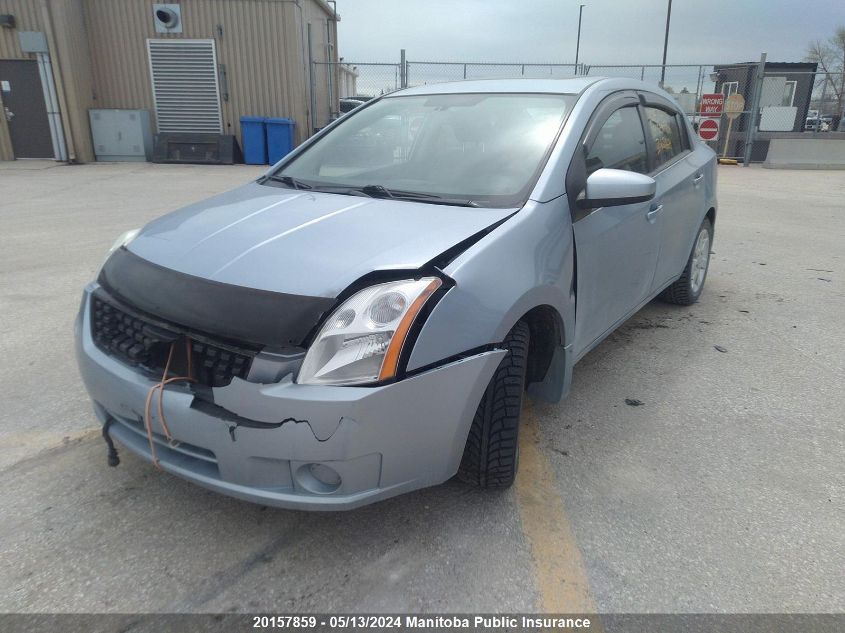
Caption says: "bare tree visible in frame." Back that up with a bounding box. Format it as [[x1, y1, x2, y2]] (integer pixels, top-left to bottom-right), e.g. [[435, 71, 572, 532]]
[[806, 26, 845, 126]]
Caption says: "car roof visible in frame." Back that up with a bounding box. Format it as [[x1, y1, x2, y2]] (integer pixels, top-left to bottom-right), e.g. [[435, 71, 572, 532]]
[[390, 77, 605, 96]]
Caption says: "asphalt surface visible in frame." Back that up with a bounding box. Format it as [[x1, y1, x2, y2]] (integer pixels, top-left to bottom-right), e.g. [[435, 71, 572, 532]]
[[0, 161, 842, 614]]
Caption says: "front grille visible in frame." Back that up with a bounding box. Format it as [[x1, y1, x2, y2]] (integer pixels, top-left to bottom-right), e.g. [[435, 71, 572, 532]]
[[91, 294, 255, 387]]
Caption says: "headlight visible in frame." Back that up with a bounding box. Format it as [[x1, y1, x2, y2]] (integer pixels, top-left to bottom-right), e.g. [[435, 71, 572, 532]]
[[107, 228, 140, 258], [297, 277, 442, 386]]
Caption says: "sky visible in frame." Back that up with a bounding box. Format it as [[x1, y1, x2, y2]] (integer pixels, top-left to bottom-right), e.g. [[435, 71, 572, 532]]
[[336, 0, 842, 65]]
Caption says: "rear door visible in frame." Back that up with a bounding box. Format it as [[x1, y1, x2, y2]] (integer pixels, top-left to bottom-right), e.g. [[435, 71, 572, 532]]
[[567, 93, 661, 357], [640, 95, 707, 290]]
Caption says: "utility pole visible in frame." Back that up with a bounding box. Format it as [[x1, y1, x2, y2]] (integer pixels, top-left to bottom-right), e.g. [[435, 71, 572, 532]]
[[574, 4, 585, 75], [660, 0, 672, 87]]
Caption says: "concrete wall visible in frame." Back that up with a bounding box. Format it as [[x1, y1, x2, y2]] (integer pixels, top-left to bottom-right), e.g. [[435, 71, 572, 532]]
[[0, 0, 339, 161], [763, 137, 845, 169]]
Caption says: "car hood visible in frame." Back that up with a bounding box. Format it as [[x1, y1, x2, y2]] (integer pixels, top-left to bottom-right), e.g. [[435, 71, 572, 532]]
[[128, 182, 515, 298]]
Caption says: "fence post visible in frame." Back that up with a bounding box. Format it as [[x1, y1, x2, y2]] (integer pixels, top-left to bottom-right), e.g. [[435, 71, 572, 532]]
[[400, 49, 407, 88], [816, 75, 828, 133], [743, 52, 766, 167], [694, 65, 704, 125]]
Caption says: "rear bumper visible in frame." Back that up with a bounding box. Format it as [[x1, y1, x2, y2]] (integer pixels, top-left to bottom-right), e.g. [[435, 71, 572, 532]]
[[75, 284, 504, 510]]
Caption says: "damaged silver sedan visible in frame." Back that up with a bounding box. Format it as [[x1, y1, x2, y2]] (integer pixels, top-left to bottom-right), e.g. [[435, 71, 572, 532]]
[[76, 77, 717, 509]]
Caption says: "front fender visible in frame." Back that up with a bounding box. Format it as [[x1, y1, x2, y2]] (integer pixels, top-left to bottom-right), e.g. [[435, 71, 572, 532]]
[[407, 198, 575, 402]]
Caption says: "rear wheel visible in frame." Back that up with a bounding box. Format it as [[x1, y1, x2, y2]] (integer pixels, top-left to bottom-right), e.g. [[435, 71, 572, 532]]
[[659, 218, 712, 306], [457, 321, 530, 489]]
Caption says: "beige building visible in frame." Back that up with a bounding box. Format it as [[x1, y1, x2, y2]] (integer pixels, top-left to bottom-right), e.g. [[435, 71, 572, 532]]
[[0, 0, 341, 162]]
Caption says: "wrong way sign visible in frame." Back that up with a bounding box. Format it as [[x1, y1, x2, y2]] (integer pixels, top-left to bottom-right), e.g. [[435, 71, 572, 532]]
[[699, 93, 724, 117], [698, 117, 720, 141]]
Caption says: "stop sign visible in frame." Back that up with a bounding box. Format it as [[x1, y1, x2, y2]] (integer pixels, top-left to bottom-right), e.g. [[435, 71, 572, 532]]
[[698, 118, 719, 141]]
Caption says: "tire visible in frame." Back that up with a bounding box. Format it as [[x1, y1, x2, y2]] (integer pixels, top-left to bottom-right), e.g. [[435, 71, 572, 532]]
[[659, 217, 712, 306], [457, 320, 530, 489]]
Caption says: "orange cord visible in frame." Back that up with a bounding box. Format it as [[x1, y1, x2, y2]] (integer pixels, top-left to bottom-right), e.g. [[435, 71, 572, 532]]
[[143, 338, 195, 470]]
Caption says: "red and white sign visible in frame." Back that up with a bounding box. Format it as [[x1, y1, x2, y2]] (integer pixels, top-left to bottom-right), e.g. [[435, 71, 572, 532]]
[[699, 93, 724, 117], [698, 117, 720, 141]]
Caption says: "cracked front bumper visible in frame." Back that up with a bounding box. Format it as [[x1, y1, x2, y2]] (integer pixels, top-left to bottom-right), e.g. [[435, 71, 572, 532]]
[[75, 285, 505, 510]]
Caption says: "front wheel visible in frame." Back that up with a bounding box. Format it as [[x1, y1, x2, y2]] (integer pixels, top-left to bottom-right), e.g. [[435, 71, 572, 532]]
[[457, 321, 530, 489], [659, 218, 712, 306]]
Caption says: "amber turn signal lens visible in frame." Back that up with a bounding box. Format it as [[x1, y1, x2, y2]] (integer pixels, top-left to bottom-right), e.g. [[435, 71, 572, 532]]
[[377, 278, 442, 380]]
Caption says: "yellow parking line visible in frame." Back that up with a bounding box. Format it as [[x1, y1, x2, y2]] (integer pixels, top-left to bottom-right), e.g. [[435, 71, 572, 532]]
[[516, 403, 599, 614]]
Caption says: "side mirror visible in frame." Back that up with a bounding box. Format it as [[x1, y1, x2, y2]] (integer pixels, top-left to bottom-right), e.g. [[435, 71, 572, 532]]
[[578, 168, 656, 209]]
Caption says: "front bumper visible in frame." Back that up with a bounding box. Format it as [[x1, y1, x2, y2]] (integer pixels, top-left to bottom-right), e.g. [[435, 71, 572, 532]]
[[75, 284, 505, 510]]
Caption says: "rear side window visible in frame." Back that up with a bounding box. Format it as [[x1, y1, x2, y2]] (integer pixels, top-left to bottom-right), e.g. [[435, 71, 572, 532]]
[[585, 106, 648, 175], [645, 106, 684, 168]]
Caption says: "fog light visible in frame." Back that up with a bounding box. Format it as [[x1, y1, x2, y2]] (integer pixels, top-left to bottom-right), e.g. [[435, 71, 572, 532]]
[[309, 463, 341, 486], [295, 462, 342, 494]]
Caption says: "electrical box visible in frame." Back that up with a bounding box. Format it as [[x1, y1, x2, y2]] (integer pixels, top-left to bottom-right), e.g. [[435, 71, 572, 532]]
[[18, 31, 49, 53], [89, 109, 153, 161]]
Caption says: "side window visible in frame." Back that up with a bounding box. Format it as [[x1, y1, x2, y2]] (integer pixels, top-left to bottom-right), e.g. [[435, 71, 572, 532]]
[[645, 106, 684, 169], [585, 106, 648, 175]]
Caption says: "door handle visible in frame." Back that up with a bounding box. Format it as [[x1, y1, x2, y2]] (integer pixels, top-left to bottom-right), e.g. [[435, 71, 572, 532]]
[[647, 204, 663, 223], [693, 174, 704, 185]]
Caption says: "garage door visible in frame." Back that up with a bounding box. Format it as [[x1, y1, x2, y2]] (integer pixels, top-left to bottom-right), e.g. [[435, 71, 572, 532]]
[[146, 39, 222, 133]]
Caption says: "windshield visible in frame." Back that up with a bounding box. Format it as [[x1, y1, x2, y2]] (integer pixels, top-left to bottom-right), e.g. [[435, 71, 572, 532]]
[[270, 93, 575, 207]]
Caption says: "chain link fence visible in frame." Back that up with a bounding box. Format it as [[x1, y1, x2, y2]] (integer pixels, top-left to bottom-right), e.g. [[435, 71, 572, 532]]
[[406, 61, 579, 85], [336, 62, 403, 99], [313, 56, 845, 163], [758, 70, 844, 133]]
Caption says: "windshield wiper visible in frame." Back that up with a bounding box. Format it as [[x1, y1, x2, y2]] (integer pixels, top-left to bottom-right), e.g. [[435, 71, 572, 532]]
[[264, 177, 375, 198], [262, 174, 312, 190], [308, 185, 373, 197], [265, 177, 480, 206], [360, 184, 395, 198], [358, 185, 479, 207]]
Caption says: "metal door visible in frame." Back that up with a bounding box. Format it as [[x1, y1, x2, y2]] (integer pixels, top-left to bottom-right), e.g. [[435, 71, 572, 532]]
[[0, 60, 53, 158]]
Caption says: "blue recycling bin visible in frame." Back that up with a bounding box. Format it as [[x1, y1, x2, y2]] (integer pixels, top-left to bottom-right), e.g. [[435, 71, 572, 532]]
[[266, 118, 296, 164], [240, 116, 267, 164]]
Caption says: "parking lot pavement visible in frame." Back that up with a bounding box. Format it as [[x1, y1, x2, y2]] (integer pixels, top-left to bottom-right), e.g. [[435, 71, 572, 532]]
[[0, 162, 843, 613]]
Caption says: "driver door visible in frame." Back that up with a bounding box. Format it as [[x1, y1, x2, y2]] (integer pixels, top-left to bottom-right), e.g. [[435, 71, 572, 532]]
[[567, 94, 661, 358]]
